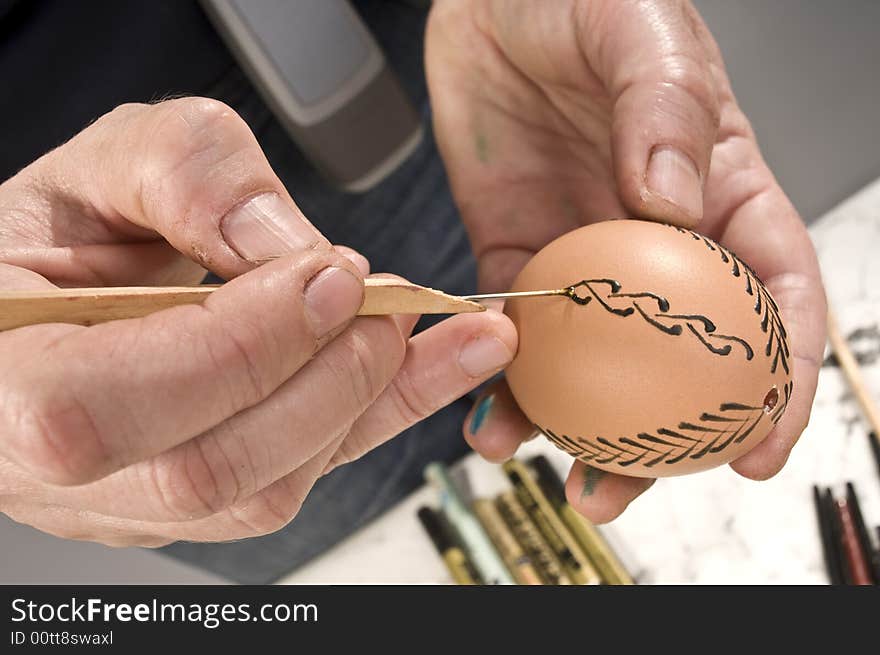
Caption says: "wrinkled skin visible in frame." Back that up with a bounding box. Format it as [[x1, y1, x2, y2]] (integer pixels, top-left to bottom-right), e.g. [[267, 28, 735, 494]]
[[0, 99, 517, 546], [0, 1, 826, 547], [427, 0, 826, 522]]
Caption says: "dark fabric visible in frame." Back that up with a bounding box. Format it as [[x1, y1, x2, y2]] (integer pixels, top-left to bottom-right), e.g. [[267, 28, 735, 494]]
[[0, 1, 477, 582]]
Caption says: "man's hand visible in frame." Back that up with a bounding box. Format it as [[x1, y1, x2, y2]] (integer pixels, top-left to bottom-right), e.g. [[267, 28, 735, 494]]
[[0, 98, 517, 546], [427, 0, 826, 521]]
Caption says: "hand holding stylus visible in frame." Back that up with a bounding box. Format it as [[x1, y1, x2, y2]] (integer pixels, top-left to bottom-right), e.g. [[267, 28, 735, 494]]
[[0, 98, 516, 546]]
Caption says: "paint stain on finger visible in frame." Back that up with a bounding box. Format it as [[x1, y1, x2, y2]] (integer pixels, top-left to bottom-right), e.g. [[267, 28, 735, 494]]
[[475, 131, 489, 163], [581, 467, 606, 499], [469, 394, 495, 435]]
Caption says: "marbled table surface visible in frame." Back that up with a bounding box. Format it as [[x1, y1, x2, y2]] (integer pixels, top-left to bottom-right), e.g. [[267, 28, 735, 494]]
[[279, 180, 880, 585]]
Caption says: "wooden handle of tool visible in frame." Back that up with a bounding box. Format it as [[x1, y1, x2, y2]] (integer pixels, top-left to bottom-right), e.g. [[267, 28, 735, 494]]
[[0, 278, 484, 331], [827, 310, 880, 440]]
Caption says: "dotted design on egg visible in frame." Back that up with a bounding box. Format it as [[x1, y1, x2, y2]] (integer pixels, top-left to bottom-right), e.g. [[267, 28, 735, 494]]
[[666, 225, 791, 375], [538, 381, 792, 470]]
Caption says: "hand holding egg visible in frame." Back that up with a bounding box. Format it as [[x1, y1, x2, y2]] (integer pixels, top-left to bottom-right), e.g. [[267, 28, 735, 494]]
[[504, 220, 792, 478]]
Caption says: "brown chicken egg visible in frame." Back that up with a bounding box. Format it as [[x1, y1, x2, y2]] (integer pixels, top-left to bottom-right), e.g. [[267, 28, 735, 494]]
[[504, 219, 792, 477]]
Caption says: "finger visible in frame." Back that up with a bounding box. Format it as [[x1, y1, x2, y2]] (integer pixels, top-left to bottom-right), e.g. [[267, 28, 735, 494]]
[[580, 0, 721, 227], [1, 433, 348, 545], [59, 311, 406, 521], [718, 187, 826, 480], [564, 461, 655, 524], [462, 379, 535, 463], [16, 275, 419, 522], [0, 241, 207, 287], [143, 310, 514, 539], [326, 309, 518, 472], [11, 97, 328, 282], [334, 245, 370, 276], [0, 498, 173, 548], [169, 432, 348, 542], [0, 252, 364, 485]]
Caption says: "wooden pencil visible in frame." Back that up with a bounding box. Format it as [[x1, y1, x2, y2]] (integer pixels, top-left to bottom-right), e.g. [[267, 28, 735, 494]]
[[826, 311, 880, 444]]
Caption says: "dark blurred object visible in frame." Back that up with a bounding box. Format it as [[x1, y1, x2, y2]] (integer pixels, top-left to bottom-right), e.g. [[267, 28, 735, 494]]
[[812, 486, 843, 585], [417, 506, 479, 585], [836, 498, 873, 585], [872, 537, 880, 584], [845, 482, 877, 584], [0, 1, 233, 180], [870, 432, 880, 490], [0, 0, 430, 184], [822, 488, 847, 584], [200, 0, 422, 191]]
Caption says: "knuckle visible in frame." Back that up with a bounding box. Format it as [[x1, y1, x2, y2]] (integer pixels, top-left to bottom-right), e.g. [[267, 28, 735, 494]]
[[227, 481, 305, 537], [148, 436, 242, 521], [9, 391, 110, 485], [92, 102, 148, 130], [322, 322, 405, 412], [325, 431, 364, 472], [657, 55, 721, 127], [203, 313, 276, 412], [387, 366, 436, 427], [165, 96, 243, 133], [150, 97, 247, 148], [137, 97, 255, 217]]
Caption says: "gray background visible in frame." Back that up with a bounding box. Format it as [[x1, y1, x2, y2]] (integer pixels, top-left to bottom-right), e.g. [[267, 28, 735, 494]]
[[2, 0, 879, 583]]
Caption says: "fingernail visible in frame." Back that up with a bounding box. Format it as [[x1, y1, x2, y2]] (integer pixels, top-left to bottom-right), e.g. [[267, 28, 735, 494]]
[[646, 146, 703, 219], [469, 394, 495, 435], [459, 336, 513, 377], [221, 193, 325, 262], [303, 267, 364, 336]]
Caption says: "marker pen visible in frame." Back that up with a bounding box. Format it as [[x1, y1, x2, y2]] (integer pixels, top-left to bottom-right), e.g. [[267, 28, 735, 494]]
[[503, 459, 600, 585], [473, 498, 543, 585], [495, 490, 572, 585], [528, 455, 634, 585], [417, 506, 480, 585], [424, 462, 515, 585]]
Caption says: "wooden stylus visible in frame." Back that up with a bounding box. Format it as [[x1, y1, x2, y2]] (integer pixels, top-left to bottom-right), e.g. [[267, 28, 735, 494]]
[[826, 309, 880, 443], [0, 279, 571, 331]]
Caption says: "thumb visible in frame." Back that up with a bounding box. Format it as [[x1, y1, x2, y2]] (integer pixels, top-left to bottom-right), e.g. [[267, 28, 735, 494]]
[[15, 97, 329, 280], [582, 1, 721, 228]]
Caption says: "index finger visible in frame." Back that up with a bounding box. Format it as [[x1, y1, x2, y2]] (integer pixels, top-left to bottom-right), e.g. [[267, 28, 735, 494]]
[[0, 252, 364, 486]]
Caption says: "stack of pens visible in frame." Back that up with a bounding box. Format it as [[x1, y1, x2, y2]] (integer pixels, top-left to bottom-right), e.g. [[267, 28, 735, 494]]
[[811, 432, 880, 585], [417, 455, 634, 585]]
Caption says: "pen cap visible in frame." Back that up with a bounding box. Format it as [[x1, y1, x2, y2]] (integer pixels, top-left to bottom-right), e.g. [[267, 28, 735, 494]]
[[417, 506, 453, 554], [527, 455, 567, 508]]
